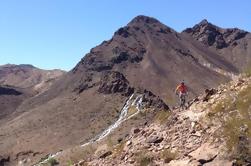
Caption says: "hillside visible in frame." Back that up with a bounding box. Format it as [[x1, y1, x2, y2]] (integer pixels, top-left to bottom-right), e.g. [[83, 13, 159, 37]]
[[70, 74, 251, 166], [0, 16, 250, 166]]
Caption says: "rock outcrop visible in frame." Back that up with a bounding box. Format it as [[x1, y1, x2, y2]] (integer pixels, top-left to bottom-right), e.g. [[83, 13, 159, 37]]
[[183, 19, 248, 49]]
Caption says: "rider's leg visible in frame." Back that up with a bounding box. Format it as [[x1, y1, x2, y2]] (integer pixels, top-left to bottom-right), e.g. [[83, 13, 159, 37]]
[[180, 93, 186, 110], [179, 93, 183, 107]]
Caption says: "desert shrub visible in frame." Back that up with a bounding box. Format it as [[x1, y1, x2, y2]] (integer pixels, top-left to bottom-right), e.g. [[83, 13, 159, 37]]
[[135, 150, 154, 166], [106, 136, 114, 148], [210, 86, 251, 163], [112, 141, 126, 156], [137, 155, 153, 166], [161, 148, 177, 163], [223, 116, 251, 164], [67, 160, 73, 166], [44, 157, 58, 166], [206, 97, 235, 119]]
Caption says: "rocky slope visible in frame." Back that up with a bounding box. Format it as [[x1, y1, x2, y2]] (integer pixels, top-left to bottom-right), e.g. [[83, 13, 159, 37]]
[[71, 74, 251, 166], [0, 16, 250, 166]]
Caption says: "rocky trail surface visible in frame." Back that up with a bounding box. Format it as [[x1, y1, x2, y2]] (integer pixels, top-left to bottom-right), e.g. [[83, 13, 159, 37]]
[[70, 75, 251, 166]]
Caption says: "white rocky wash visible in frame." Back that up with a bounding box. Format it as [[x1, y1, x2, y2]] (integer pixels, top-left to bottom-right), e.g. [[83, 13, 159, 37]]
[[82, 94, 143, 145], [202, 62, 237, 79]]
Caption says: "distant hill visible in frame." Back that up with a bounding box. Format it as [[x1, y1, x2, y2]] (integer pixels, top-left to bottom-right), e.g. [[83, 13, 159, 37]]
[[0, 64, 65, 93]]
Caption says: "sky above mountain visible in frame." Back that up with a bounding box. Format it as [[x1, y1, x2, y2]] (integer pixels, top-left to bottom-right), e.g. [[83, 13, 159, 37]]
[[0, 0, 250, 71]]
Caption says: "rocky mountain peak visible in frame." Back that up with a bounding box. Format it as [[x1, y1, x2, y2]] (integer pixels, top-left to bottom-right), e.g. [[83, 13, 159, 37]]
[[198, 19, 209, 26], [183, 19, 249, 49], [128, 15, 161, 25]]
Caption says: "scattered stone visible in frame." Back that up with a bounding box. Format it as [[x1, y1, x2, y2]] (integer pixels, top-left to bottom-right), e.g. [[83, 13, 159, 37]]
[[0, 155, 10, 166], [99, 151, 112, 159], [129, 159, 135, 164], [117, 137, 123, 143], [131, 128, 140, 134], [146, 136, 164, 144], [203, 88, 217, 102], [191, 132, 201, 137], [126, 140, 132, 146]]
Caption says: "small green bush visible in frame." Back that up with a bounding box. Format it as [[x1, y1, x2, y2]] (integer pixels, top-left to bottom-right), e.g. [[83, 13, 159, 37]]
[[45, 157, 58, 166], [67, 160, 73, 166]]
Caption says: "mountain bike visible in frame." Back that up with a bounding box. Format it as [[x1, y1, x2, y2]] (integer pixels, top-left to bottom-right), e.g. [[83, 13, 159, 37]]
[[177, 93, 187, 111]]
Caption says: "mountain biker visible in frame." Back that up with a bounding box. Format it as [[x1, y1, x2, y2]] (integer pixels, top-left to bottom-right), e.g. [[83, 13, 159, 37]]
[[175, 81, 188, 109]]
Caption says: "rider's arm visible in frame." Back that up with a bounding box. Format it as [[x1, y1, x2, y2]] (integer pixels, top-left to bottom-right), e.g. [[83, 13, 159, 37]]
[[175, 85, 180, 94]]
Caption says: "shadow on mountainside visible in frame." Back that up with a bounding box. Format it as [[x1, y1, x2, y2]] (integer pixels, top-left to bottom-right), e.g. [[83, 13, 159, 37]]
[[0, 86, 22, 96]]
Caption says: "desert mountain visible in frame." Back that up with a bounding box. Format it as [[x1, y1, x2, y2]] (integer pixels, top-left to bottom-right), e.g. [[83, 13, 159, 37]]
[[0, 16, 250, 165], [183, 19, 251, 71], [71, 15, 239, 101]]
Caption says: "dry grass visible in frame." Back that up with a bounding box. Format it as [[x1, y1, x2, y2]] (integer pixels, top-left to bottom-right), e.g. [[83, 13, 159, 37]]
[[60, 144, 95, 165], [112, 141, 126, 156], [135, 150, 154, 166], [128, 106, 139, 117], [154, 110, 171, 124], [160, 148, 177, 163], [207, 85, 251, 163], [244, 63, 251, 77]]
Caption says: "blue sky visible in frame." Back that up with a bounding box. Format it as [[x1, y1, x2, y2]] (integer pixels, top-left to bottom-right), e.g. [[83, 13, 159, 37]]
[[0, 0, 250, 71]]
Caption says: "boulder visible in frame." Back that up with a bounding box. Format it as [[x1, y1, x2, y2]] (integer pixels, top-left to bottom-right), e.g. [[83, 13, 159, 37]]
[[203, 88, 217, 102], [189, 143, 218, 164], [204, 159, 233, 166], [0, 155, 10, 166], [146, 136, 164, 144], [95, 144, 112, 159], [99, 151, 112, 159], [131, 128, 141, 134]]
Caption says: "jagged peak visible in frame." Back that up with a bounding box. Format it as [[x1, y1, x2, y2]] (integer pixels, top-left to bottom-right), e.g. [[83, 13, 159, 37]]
[[198, 19, 209, 26], [183, 19, 219, 33]]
